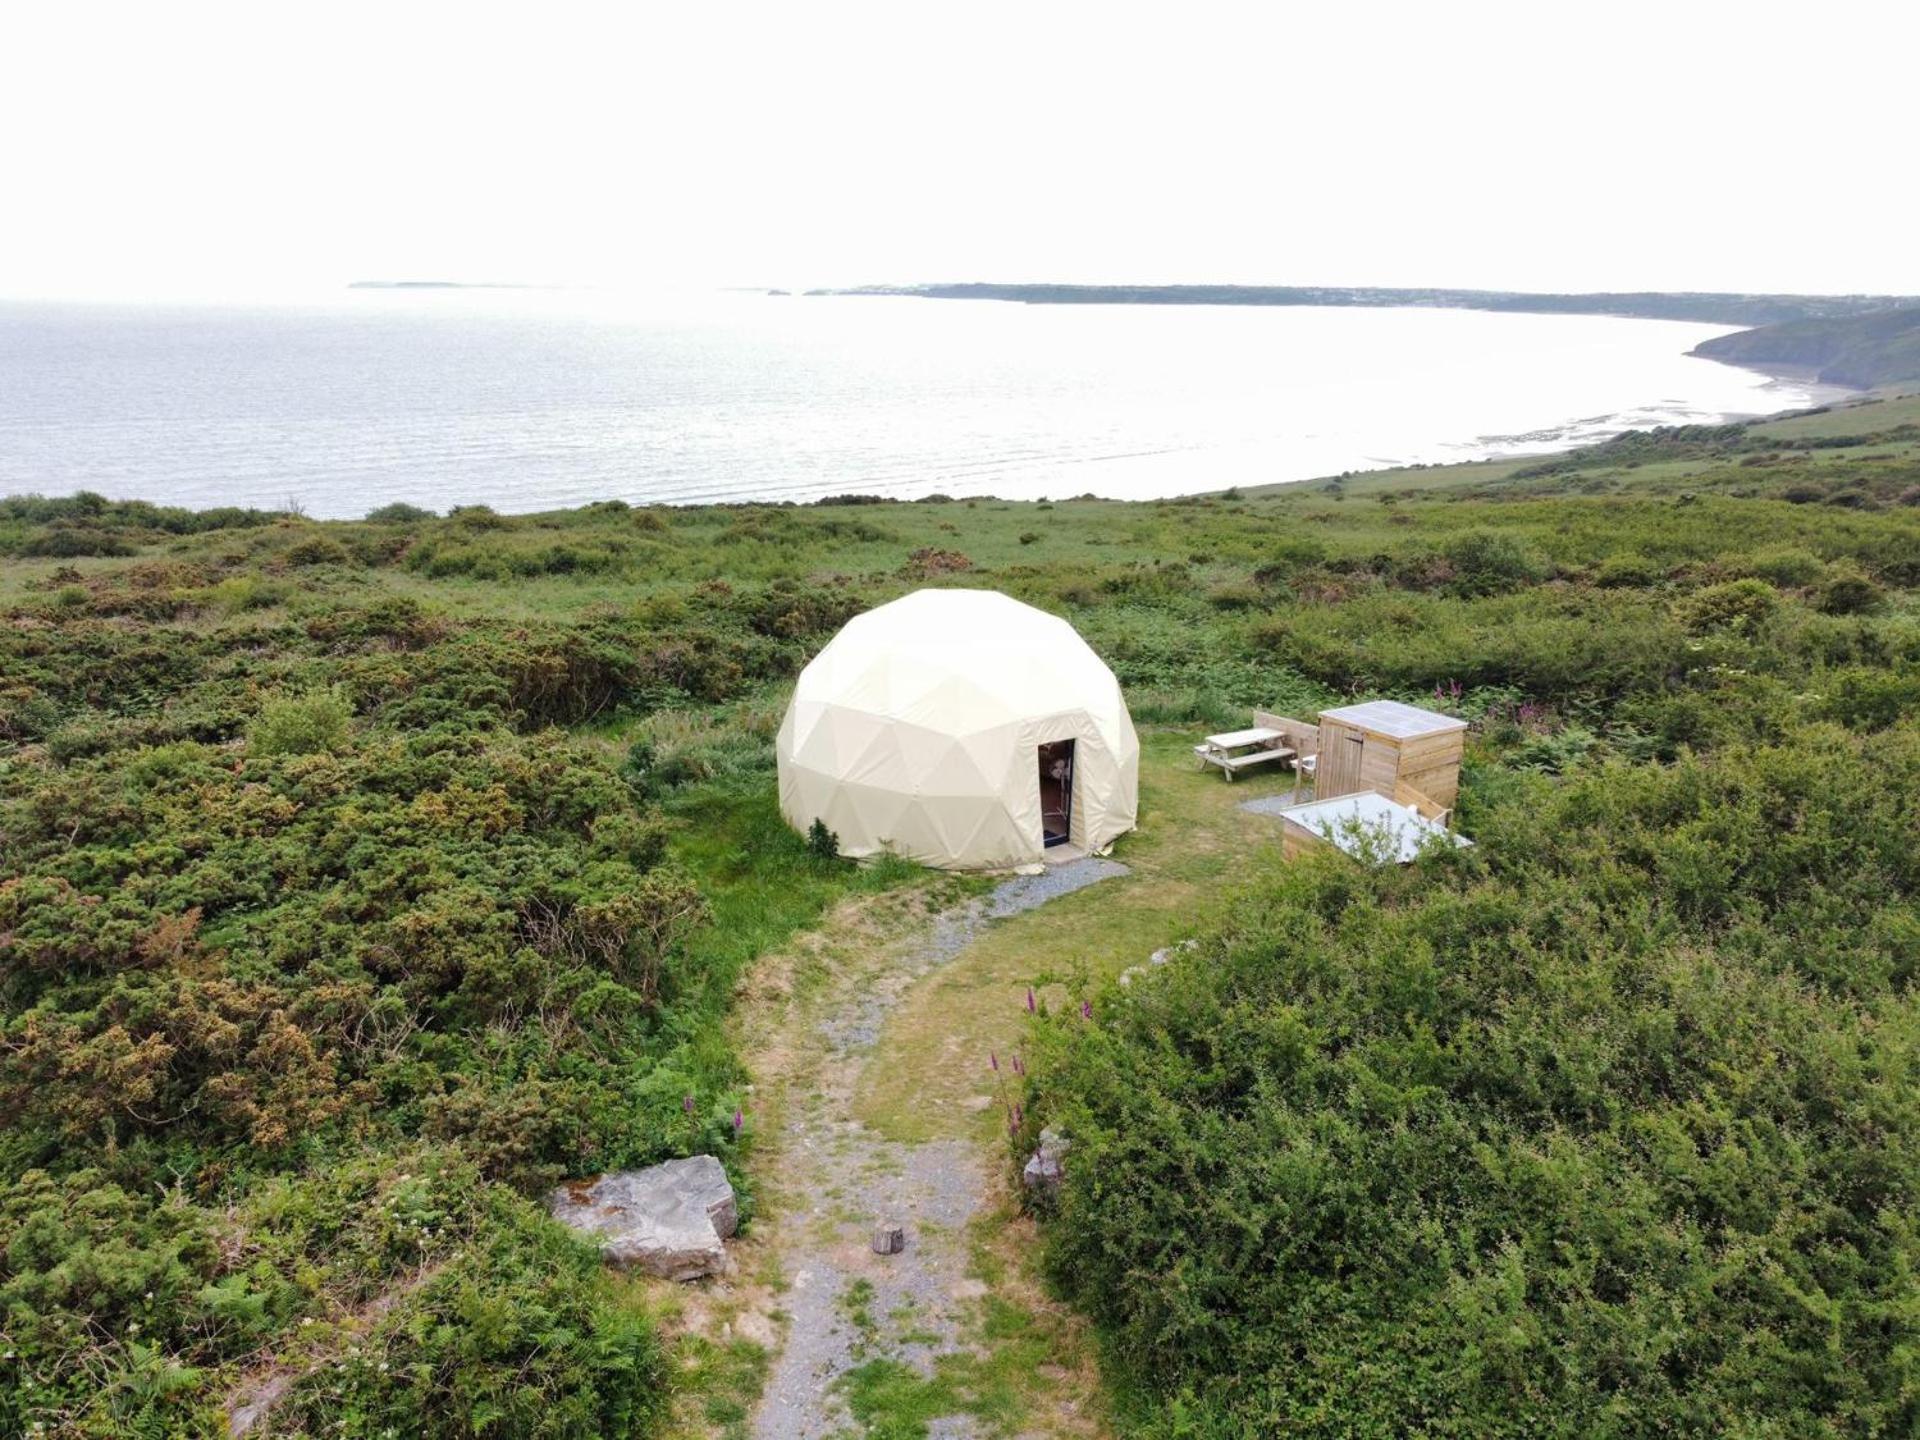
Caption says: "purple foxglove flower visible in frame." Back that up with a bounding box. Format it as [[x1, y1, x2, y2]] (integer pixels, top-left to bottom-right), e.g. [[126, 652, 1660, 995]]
[[733, 1108, 744, 1135], [1025, 988, 1036, 1013], [682, 1095, 694, 1115], [990, 1051, 999, 1071], [1081, 999, 1093, 1020]]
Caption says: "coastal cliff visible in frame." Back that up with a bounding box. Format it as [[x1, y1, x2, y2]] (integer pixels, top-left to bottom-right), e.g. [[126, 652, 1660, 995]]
[[1689, 306, 1920, 389]]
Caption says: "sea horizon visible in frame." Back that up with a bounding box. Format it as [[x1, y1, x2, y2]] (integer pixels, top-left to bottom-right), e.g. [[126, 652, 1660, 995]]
[[0, 289, 1849, 519]]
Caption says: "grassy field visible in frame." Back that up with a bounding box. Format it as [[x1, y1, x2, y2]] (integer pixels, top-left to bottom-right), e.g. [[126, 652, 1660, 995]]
[[855, 732, 1294, 1147], [1, 390, 1916, 1436]]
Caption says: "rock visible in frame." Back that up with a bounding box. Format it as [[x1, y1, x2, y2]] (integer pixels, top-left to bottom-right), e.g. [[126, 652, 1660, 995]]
[[549, 1155, 738, 1281], [1021, 1127, 1072, 1196], [872, 1222, 906, 1255]]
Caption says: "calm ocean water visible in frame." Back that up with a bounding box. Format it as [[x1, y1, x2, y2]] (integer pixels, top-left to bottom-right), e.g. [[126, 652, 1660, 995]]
[[0, 291, 1832, 518]]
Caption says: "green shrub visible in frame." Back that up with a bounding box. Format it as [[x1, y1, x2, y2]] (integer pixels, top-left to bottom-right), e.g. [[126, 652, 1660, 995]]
[[1818, 663, 1920, 730], [1206, 579, 1265, 610], [1816, 565, 1887, 615], [21, 526, 138, 558], [1682, 577, 1779, 632], [246, 684, 353, 755], [1593, 552, 1661, 587], [365, 501, 437, 523], [1741, 544, 1825, 587], [202, 575, 290, 613], [1251, 537, 1329, 583], [1503, 720, 1600, 773], [284, 531, 350, 566], [276, 1191, 667, 1438], [1251, 589, 1686, 699], [1440, 530, 1542, 596]]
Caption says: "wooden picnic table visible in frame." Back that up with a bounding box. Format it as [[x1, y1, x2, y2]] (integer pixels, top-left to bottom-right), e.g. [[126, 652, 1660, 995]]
[[1194, 726, 1295, 781]]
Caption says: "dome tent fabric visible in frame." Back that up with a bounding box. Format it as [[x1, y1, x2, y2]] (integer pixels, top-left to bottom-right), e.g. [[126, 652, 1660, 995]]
[[777, 588, 1139, 870]]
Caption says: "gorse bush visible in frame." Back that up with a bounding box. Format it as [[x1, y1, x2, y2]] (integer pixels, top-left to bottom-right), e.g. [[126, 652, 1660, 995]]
[[273, 1179, 667, 1439], [1025, 727, 1920, 1437], [1740, 544, 1825, 587], [0, 623, 763, 1432], [365, 500, 437, 523], [1682, 576, 1781, 632], [0, 509, 941, 1432], [246, 683, 354, 755], [1592, 551, 1662, 587], [1815, 564, 1886, 615], [1439, 528, 1543, 596], [284, 530, 351, 566]]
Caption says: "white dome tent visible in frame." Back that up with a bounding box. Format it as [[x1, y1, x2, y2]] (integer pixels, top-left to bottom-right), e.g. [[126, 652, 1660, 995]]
[[776, 589, 1140, 870]]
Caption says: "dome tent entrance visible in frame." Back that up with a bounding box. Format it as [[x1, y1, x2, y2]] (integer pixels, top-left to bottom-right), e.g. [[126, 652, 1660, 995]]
[[776, 589, 1140, 870]]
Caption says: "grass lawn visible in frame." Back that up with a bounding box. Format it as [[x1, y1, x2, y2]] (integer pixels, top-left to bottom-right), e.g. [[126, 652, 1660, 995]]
[[854, 731, 1298, 1146]]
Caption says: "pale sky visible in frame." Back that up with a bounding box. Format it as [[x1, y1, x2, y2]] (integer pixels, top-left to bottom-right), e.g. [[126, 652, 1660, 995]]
[[3, 0, 1914, 302]]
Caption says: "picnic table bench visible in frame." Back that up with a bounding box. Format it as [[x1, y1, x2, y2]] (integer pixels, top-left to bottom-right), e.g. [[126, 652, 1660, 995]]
[[1193, 726, 1295, 781]]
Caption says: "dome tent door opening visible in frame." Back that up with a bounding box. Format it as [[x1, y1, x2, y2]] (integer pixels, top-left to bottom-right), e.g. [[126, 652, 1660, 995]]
[[776, 589, 1140, 870], [1039, 739, 1075, 849]]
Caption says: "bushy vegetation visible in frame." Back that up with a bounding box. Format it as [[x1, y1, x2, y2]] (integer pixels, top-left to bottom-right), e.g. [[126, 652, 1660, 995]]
[[0, 547, 889, 1433], [3, 395, 1918, 1435], [1025, 724, 1919, 1436], [1003, 400, 1920, 1437]]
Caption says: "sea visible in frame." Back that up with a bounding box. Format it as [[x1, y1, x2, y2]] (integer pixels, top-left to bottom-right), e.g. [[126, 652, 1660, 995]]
[[0, 289, 1842, 519]]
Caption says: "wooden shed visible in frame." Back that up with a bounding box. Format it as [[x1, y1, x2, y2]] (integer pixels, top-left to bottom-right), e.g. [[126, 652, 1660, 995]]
[[1313, 700, 1467, 813]]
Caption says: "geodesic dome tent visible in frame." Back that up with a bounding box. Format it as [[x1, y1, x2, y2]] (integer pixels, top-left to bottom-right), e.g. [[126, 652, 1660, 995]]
[[776, 589, 1139, 869]]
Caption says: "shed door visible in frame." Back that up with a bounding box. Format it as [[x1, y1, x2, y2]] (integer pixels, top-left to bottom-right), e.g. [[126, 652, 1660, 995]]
[[1317, 725, 1365, 798]]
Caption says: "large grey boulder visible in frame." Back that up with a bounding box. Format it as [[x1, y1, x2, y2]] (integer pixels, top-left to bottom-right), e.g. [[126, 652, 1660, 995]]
[[549, 1155, 738, 1280]]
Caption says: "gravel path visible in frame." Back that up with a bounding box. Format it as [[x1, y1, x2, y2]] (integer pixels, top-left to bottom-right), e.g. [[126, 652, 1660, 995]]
[[1236, 794, 1306, 819], [752, 858, 1126, 1440]]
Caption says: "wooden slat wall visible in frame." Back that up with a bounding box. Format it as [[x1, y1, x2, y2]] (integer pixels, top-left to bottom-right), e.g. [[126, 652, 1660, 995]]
[[1397, 732, 1464, 807], [1360, 737, 1401, 797]]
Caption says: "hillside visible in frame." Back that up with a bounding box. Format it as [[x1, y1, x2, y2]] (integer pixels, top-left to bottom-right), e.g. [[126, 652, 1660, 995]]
[[2, 403, 1917, 1437], [1690, 305, 1920, 388]]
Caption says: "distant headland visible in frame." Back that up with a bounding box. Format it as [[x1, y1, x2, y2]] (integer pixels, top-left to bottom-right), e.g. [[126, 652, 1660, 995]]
[[808, 281, 1912, 329], [807, 283, 1920, 388]]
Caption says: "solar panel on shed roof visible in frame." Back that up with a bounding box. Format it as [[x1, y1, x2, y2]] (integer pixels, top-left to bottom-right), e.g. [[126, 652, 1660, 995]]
[[1317, 699, 1467, 739]]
